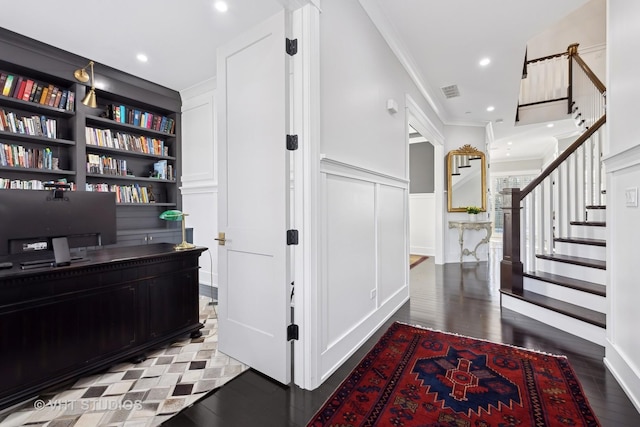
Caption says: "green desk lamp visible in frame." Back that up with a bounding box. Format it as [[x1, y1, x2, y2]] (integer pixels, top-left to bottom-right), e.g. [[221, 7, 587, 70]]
[[159, 210, 195, 250]]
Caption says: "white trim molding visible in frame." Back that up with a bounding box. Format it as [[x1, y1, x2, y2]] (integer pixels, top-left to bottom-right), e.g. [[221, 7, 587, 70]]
[[603, 144, 640, 172], [180, 182, 218, 195], [320, 156, 409, 188]]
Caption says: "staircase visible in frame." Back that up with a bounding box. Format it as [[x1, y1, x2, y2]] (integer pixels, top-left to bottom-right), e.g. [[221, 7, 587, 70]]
[[500, 44, 607, 346]]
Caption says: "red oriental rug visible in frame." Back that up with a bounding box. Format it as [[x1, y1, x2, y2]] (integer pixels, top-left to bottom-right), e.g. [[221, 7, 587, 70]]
[[307, 322, 600, 427]]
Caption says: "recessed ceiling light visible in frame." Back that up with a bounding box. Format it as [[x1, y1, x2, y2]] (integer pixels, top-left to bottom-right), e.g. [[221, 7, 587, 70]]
[[507, 141, 513, 145], [214, 1, 228, 12], [547, 123, 555, 128], [506, 153, 511, 156], [479, 57, 491, 67], [486, 106, 495, 112], [136, 53, 148, 63]]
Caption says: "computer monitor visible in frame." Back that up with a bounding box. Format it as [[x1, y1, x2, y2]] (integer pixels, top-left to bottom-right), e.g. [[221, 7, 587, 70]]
[[0, 188, 117, 257]]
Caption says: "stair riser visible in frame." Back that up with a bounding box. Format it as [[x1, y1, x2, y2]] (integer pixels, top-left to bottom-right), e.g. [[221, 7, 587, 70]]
[[502, 294, 605, 346], [570, 224, 606, 240], [554, 242, 606, 261], [523, 277, 606, 313], [535, 258, 605, 285], [585, 209, 606, 222]]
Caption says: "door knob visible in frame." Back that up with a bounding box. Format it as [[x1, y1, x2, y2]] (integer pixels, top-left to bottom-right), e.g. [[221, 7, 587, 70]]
[[214, 232, 226, 246]]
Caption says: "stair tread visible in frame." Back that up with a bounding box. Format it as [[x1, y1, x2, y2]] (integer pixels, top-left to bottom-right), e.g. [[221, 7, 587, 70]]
[[524, 270, 606, 296], [585, 205, 606, 210], [535, 253, 606, 270], [502, 289, 606, 328], [554, 237, 606, 247], [570, 221, 606, 227]]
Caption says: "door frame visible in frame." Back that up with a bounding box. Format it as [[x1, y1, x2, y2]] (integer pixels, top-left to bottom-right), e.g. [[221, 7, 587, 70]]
[[292, 3, 321, 390], [406, 94, 445, 265]]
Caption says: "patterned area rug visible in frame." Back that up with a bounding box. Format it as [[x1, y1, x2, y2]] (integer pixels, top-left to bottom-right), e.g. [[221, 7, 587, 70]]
[[0, 297, 248, 427], [409, 255, 428, 269], [308, 322, 601, 426]]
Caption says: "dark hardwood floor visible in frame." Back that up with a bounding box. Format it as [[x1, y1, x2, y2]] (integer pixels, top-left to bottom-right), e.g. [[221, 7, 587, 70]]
[[164, 259, 640, 427]]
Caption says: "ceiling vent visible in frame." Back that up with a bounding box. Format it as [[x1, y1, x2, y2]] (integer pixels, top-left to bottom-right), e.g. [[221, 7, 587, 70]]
[[441, 84, 460, 99]]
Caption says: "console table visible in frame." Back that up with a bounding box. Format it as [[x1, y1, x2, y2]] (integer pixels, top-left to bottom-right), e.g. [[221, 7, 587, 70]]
[[448, 220, 492, 262], [0, 243, 206, 410]]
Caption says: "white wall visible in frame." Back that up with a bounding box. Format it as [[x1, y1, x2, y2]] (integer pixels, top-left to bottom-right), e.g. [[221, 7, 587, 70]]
[[602, 0, 640, 413], [315, 0, 443, 384], [528, 0, 606, 58], [443, 125, 489, 263], [180, 78, 218, 294], [410, 193, 435, 256]]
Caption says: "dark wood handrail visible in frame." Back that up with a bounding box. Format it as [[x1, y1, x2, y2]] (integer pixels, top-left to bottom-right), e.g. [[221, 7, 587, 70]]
[[526, 51, 568, 65], [520, 114, 606, 199], [572, 54, 606, 94]]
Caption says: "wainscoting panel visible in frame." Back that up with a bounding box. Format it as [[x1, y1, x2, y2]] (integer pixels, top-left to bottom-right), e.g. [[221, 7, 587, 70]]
[[319, 158, 409, 381], [181, 93, 216, 184], [323, 174, 377, 351], [409, 193, 435, 256], [377, 184, 408, 305]]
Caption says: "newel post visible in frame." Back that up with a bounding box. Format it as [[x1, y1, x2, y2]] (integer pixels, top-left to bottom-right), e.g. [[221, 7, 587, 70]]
[[500, 188, 523, 294]]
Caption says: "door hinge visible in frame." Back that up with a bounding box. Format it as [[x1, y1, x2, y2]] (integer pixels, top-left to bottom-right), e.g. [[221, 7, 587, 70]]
[[287, 135, 298, 151], [286, 38, 298, 56], [287, 324, 299, 341], [287, 229, 299, 245]]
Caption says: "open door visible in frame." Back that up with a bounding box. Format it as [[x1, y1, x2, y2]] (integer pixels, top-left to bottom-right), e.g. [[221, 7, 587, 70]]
[[217, 10, 291, 384]]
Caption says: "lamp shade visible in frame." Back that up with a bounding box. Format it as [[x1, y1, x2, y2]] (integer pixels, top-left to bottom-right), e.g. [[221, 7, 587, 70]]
[[159, 209, 183, 221], [81, 89, 98, 108]]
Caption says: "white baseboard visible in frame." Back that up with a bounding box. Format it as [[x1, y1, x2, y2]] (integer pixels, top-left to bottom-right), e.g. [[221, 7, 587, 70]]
[[410, 246, 433, 256], [604, 343, 640, 414]]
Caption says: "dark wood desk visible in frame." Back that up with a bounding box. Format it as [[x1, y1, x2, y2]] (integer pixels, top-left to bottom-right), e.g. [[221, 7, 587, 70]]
[[0, 243, 207, 410]]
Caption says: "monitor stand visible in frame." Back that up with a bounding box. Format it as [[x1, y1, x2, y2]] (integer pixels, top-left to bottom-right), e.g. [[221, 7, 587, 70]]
[[52, 237, 71, 267]]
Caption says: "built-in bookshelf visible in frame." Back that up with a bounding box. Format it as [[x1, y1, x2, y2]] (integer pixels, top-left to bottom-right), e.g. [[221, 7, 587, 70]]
[[0, 28, 183, 245]]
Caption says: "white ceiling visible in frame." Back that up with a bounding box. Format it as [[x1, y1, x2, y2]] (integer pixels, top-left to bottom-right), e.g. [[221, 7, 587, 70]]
[[0, 0, 592, 163]]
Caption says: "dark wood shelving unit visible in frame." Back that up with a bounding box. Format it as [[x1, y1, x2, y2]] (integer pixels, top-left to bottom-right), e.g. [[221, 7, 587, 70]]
[[0, 27, 183, 243]]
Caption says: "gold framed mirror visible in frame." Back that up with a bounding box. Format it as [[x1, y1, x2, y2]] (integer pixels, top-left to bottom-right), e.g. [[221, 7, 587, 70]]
[[447, 144, 486, 212]]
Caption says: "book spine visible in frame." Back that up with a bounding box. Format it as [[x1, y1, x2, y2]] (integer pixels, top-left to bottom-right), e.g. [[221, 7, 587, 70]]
[[2, 75, 14, 96], [10, 76, 23, 98], [22, 79, 34, 101]]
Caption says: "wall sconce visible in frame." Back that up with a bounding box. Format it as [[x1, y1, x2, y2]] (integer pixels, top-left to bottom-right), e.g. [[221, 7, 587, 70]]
[[73, 60, 98, 108]]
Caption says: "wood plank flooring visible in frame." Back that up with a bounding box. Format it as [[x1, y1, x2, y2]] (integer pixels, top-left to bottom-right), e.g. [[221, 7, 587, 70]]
[[165, 259, 640, 427]]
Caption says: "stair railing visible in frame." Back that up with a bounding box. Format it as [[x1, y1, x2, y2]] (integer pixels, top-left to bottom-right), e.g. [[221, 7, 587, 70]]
[[501, 44, 606, 296]]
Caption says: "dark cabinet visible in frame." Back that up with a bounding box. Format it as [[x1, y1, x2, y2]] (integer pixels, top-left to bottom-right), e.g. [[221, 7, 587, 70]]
[[0, 243, 205, 410]]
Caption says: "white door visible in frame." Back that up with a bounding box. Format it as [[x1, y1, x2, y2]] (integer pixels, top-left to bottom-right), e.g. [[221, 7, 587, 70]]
[[217, 10, 291, 384]]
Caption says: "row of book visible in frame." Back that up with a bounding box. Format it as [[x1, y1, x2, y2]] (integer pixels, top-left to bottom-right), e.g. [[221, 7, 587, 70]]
[[87, 154, 129, 176], [1, 144, 57, 169], [85, 127, 168, 156], [0, 109, 58, 139], [86, 182, 156, 204], [0, 72, 75, 111], [105, 104, 175, 134], [0, 178, 75, 190]]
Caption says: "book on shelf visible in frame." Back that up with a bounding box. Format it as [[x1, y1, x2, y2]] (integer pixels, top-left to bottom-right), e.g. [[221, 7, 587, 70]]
[[2, 74, 14, 96], [27, 81, 38, 102], [22, 79, 34, 101], [66, 91, 75, 111], [153, 159, 167, 180], [10, 76, 23, 98], [0, 73, 7, 93], [39, 86, 49, 105]]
